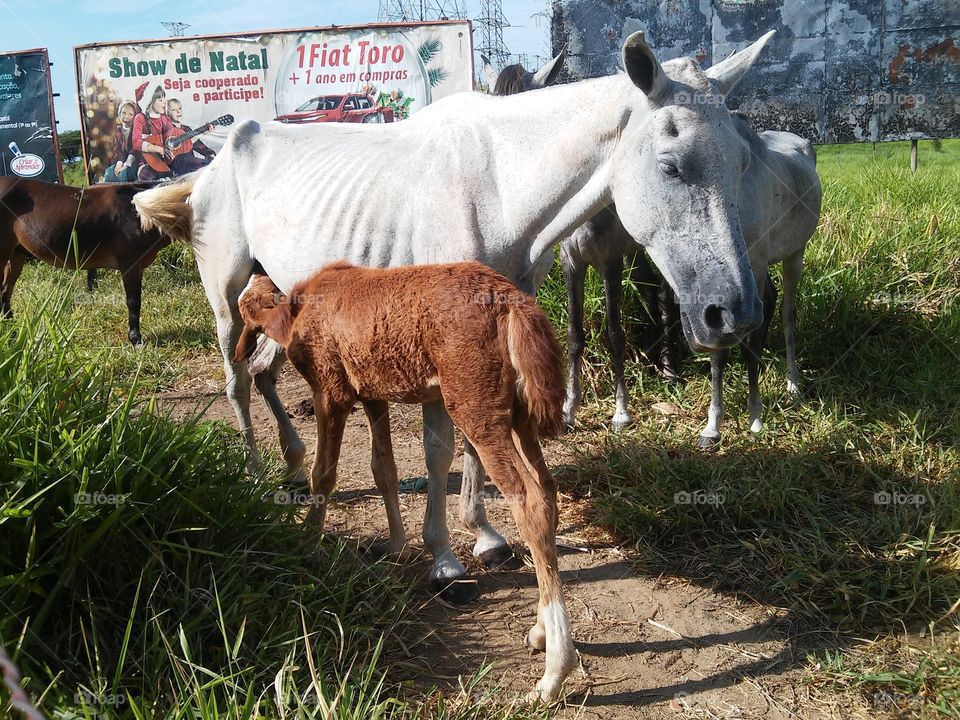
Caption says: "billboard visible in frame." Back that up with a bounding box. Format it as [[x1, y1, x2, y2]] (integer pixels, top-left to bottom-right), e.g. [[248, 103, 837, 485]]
[[551, 1, 960, 143], [0, 48, 62, 183], [75, 20, 473, 184]]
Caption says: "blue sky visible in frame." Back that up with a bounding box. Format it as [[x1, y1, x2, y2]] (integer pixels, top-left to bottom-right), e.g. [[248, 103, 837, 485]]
[[1, 0, 552, 131]]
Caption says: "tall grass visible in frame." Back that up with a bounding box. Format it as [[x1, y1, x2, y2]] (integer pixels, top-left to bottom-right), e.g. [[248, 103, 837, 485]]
[[0, 287, 423, 718]]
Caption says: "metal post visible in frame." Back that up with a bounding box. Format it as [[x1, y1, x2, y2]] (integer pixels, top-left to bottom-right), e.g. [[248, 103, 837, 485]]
[[910, 138, 918, 174]]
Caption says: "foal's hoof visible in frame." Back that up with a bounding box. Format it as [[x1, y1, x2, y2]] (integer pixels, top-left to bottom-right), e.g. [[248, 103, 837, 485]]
[[611, 416, 633, 431], [433, 577, 480, 604], [477, 544, 522, 571], [697, 435, 720, 451]]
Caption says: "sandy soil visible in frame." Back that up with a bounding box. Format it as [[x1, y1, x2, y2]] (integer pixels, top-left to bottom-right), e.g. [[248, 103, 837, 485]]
[[161, 367, 866, 720]]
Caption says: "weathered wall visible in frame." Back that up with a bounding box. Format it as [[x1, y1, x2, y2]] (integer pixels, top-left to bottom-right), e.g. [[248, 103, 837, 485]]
[[551, 0, 960, 143]]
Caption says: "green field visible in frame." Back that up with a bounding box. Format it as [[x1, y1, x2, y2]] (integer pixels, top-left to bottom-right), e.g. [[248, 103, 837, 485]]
[[1, 139, 958, 718]]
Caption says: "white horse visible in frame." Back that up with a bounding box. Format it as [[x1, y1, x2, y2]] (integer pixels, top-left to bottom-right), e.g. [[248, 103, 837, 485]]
[[135, 31, 773, 702], [697, 113, 822, 447], [482, 51, 680, 430]]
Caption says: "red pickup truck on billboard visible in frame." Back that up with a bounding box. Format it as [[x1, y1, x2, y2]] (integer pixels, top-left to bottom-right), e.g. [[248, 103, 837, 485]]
[[274, 94, 394, 124]]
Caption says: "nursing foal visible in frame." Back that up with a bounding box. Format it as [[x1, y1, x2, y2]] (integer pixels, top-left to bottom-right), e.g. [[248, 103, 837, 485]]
[[234, 261, 576, 703]]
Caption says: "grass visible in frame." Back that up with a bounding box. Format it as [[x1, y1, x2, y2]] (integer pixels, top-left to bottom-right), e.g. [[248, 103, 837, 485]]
[[0, 279, 548, 719], [2, 143, 957, 717], [539, 139, 960, 716]]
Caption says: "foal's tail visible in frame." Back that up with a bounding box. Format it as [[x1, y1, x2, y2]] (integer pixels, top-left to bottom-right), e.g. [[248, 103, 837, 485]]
[[505, 302, 565, 437], [132, 176, 195, 245]]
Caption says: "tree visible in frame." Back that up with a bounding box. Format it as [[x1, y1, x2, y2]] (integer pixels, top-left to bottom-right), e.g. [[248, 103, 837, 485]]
[[58, 130, 82, 163]]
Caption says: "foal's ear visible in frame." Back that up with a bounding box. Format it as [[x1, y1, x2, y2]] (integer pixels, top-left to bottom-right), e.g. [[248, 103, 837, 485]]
[[704, 30, 775, 96], [530, 47, 566, 88], [233, 325, 261, 364], [622, 31, 671, 102]]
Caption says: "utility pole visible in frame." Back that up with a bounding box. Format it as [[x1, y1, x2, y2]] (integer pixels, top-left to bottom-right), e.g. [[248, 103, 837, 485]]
[[475, 0, 510, 69], [378, 1, 467, 21], [161, 21, 190, 37]]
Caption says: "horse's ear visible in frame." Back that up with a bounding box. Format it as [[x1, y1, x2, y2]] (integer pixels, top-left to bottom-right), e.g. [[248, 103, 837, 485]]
[[261, 297, 295, 348], [530, 47, 567, 88], [704, 30, 775, 96], [622, 32, 670, 102], [480, 54, 499, 88]]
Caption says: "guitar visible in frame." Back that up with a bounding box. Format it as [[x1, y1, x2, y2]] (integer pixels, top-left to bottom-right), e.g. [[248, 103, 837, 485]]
[[142, 114, 234, 173]]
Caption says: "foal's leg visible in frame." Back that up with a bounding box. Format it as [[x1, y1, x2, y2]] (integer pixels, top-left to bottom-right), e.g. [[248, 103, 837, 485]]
[[698, 349, 730, 449], [86, 269, 98, 292], [253, 342, 308, 487], [307, 393, 348, 529], [601, 256, 632, 429], [121, 268, 143, 346], [457, 415, 577, 703], [561, 253, 587, 428], [781, 250, 805, 397], [362, 400, 406, 555], [422, 400, 476, 602]]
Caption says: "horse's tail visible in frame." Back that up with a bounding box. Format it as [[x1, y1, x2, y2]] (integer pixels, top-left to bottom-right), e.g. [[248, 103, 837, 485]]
[[505, 300, 565, 437], [132, 176, 195, 244]]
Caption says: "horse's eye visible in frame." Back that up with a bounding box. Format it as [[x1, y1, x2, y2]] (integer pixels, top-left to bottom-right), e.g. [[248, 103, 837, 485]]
[[660, 162, 680, 178]]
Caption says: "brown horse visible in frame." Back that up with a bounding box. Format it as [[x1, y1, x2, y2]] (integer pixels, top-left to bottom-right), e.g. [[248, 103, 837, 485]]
[[0, 178, 168, 344], [234, 261, 577, 702]]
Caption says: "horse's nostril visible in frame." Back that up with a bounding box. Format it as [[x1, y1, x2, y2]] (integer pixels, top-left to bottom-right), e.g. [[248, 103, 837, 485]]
[[704, 304, 726, 331]]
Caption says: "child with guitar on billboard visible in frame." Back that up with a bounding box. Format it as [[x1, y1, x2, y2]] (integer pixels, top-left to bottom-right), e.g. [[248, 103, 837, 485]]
[[166, 98, 216, 173], [133, 85, 228, 180]]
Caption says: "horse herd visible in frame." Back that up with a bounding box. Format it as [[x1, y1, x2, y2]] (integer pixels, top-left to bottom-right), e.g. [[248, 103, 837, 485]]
[[1, 31, 823, 702]]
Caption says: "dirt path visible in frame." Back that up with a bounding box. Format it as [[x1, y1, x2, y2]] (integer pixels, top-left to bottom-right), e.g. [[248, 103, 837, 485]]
[[162, 367, 862, 720]]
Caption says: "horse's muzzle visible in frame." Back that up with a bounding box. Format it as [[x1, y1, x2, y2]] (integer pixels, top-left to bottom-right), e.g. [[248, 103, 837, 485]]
[[679, 294, 763, 352]]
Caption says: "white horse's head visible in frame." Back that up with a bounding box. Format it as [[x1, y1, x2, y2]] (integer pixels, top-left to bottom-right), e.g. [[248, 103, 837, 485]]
[[611, 31, 775, 351]]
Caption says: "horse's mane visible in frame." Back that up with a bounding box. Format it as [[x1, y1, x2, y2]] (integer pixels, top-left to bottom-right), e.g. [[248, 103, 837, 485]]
[[493, 64, 529, 96]]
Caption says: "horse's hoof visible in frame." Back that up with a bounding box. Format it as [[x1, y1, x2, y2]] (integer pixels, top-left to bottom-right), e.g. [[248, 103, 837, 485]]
[[611, 416, 632, 431], [697, 435, 720, 451], [434, 577, 480, 604], [749, 418, 763, 434], [129, 335, 143, 347], [279, 475, 309, 493], [477, 544, 521, 570]]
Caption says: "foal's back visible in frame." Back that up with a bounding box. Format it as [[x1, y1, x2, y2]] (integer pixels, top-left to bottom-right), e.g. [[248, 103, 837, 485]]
[[287, 261, 535, 403]]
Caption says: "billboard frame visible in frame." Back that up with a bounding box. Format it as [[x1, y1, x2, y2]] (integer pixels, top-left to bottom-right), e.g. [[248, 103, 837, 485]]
[[0, 47, 63, 184]]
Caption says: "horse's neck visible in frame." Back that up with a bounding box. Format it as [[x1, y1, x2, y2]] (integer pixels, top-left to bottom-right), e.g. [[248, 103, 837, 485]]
[[475, 75, 633, 270]]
